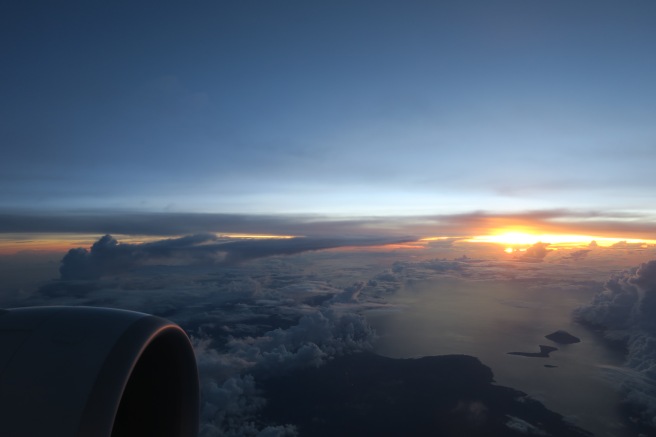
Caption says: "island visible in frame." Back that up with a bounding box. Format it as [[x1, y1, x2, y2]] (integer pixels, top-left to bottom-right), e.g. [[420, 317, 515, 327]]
[[508, 345, 558, 358], [259, 352, 591, 436], [545, 330, 581, 344]]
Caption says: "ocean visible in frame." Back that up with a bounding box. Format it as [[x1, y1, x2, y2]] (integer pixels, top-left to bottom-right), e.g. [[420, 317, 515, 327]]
[[366, 277, 629, 437]]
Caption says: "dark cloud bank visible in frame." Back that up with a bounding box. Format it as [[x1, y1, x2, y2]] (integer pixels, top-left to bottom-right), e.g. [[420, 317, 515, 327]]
[[18, 234, 656, 435], [2, 208, 655, 239], [56, 234, 412, 281]]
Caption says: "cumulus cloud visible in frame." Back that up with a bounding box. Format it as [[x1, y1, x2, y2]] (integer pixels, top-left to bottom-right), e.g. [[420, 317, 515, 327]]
[[505, 416, 548, 435], [29, 240, 390, 435], [197, 374, 298, 437], [223, 309, 376, 377], [388, 258, 468, 281], [563, 249, 591, 261], [56, 234, 411, 280], [575, 261, 656, 336], [59, 234, 222, 280], [575, 260, 656, 429], [193, 308, 377, 434], [611, 241, 647, 250], [15, 230, 638, 434], [516, 242, 552, 263]]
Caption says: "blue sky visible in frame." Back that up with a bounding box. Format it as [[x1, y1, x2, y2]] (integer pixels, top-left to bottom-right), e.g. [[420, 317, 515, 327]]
[[2, 0, 656, 218]]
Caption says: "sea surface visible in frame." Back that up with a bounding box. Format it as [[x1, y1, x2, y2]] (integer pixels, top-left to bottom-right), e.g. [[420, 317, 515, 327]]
[[366, 277, 629, 437]]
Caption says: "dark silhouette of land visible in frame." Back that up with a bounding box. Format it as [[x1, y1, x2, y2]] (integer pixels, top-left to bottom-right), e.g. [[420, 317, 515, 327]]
[[260, 352, 591, 436], [545, 330, 581, 344], [508, 345, 558, 358]]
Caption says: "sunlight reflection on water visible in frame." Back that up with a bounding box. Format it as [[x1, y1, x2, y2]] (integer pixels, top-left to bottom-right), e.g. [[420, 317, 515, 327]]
[[366, 277, 630, 437]]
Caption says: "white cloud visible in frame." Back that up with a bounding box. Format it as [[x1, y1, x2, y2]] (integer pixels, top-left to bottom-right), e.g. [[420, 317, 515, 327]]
[[575, 260, 656, 429], [197, 374, 297, 437], [505, 416, 548, 435]]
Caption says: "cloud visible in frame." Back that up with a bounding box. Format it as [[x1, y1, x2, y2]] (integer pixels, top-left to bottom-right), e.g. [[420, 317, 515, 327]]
[[563, 249, 591, 260], [55, 234, 411, 280], [197, 374, 298, 437], [0, 211, 410, 238], [211, 309, 377, 378], [37, 280, 101, 298], [59, 234, 222, 280], [193, 308, 376, 434], [22, 242, 390, 435], [505, 416, 548, 435], [2, 208, 656, 240], [13, 230, 651, 434], [516, 242, 551, 263], [217, 236, 413, 265], [575, 260, 656, 429], [610, 240, 648, 251], [575, 261, 656, 335], [389, 258, 468, 279]]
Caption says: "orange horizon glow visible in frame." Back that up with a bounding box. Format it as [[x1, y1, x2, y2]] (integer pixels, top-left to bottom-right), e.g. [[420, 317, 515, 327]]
[[0, 233, 172, 255], [321, 241, 427, 253], [2, 225, 656, 256], [0, 232, 299, 255], [219, 233, 296, 239], [466, 229, 656, 248]]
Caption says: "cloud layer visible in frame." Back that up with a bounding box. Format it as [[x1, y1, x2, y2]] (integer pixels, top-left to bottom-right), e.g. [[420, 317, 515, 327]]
[[7, 232, 654, 435], [1, 209, 655, 240]]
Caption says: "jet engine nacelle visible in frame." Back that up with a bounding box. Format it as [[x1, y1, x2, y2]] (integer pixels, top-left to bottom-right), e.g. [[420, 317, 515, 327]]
[[0, 306, 199, 437]]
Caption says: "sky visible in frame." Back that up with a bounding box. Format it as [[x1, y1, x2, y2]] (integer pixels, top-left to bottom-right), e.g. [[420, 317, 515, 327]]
[[3, 2, 656, 436], [2, 0, 656, 228]]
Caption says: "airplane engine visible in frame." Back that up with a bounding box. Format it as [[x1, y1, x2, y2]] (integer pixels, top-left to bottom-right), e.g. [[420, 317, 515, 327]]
[[0, 306, 199, 437]]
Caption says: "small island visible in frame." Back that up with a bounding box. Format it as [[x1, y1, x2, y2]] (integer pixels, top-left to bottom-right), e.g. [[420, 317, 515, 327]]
[[545, 330, 581, 344], [508, 345, 558, 358]]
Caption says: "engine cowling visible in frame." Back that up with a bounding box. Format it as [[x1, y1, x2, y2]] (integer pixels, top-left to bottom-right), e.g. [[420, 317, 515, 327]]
[[0, 306, 199, 437]]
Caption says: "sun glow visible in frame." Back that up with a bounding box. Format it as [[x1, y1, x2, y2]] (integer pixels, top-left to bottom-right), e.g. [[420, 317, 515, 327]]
[[467, 229, 656, 248], [220, 233, 296, 239], [0, 232, 299, 255]]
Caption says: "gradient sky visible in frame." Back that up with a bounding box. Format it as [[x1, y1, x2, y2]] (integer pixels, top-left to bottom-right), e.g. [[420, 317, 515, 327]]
[[2, 1, 656, 221], [4, 5, 656, 433]]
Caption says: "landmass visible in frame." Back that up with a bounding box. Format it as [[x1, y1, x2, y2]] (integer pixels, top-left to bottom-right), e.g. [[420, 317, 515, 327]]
[[545, 330, 581, 344], [260, 352, 591, 436], [508, 345, 558, 358]]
